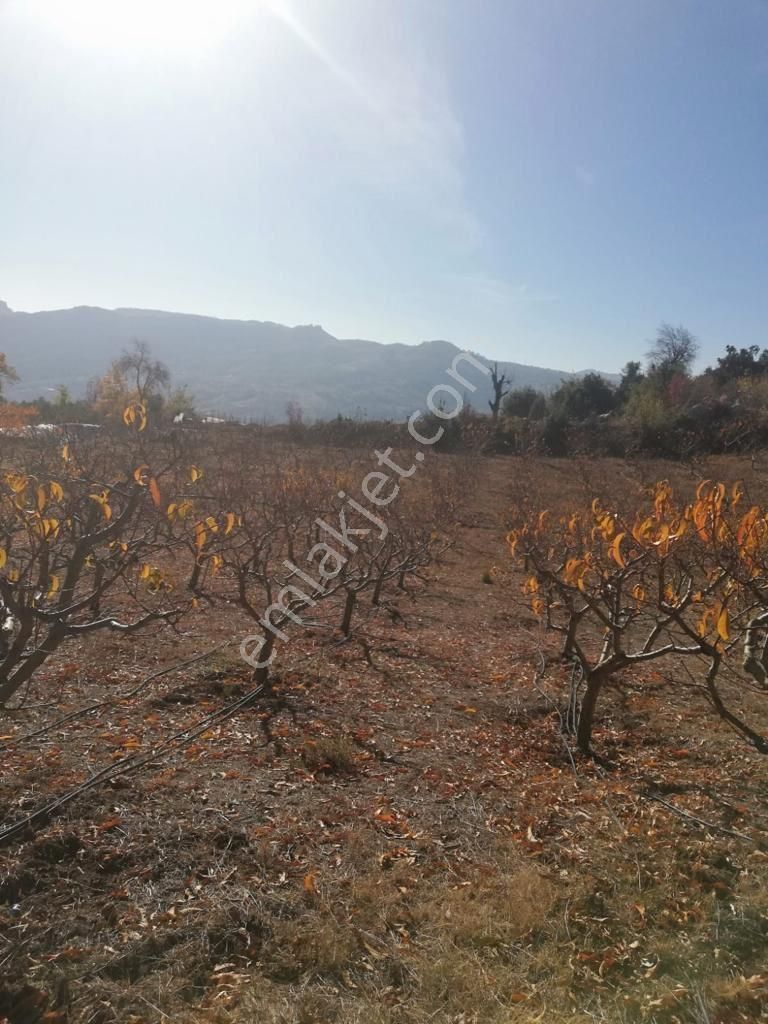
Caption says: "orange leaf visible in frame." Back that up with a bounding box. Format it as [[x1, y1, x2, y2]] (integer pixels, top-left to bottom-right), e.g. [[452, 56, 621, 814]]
[[97, 816, 124, 831], [149, 477, 162, 508]]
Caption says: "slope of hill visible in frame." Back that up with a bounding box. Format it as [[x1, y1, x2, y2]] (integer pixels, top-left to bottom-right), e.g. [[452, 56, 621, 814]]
[[0, 299, 612, 421]]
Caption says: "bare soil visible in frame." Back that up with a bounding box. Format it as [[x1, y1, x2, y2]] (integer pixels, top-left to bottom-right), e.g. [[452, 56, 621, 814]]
[[1, 456, 767, 1024]]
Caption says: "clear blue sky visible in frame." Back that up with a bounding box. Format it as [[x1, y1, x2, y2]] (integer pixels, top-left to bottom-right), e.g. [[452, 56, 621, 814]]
[[1, 0, 766, 371]]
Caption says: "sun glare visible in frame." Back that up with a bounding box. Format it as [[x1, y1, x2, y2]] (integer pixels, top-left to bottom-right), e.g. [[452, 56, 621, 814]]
[[23, 0, 251, 57]]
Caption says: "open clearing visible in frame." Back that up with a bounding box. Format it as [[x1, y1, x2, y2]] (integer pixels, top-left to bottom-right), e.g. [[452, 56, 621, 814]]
[[1, 456, 767, 1024]]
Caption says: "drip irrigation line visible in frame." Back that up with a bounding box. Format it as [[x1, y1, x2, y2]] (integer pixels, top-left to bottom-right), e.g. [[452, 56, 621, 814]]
[[0, 631, 352, 847], [1, 641, 231, 750], [0, 682, 267, 847]]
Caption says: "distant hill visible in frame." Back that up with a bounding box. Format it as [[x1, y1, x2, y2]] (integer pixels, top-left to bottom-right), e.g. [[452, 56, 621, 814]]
[[0, 299, 615, 421]]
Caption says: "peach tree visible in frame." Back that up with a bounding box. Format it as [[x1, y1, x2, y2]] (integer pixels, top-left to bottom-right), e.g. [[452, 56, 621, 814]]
[[508, 479, 768, 754]]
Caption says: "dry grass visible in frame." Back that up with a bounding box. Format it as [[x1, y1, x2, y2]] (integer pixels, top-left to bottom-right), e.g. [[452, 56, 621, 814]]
[[229, 854, 557, 1024], [186, 836, 768, 1023], [300, 735, 360, 775]]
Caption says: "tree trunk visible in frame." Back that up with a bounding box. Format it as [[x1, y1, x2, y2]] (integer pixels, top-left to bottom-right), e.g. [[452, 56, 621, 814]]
[[89, 565, 105, 615], [0, 672, 18, 707], [576, 670, 604, 753], [341, 590, 356, 636], [188, 559, 202, 591], [253, 633, 275, 691], [0, 626, 65, 706], [705, 655, 768, 754]]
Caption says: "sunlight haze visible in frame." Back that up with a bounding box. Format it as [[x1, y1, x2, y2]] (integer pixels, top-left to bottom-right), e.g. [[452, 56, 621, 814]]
[[1, 0, 767, 369]]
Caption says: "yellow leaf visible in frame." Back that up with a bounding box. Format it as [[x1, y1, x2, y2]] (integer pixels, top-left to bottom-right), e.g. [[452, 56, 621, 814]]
[[608, 532, 626, 568], [598, 513, 615, 540], [42, 518, 59, 538], [563, 557, 582, 585], [654, 523, 670, 547], [123, 402, 147, 432], [0, 548, 6, 569], [189, 465, 203, 483], [633, 516, 654, 544], [5, 472, 28, 495], [697, 605, 717, 637], [47, 575, 60, 598], [49, 481, 64, 502], [523, 575, 539, 595], [89, 490, 112, 520], [696, 479, 713, 501], [716, 606, 730, 642]]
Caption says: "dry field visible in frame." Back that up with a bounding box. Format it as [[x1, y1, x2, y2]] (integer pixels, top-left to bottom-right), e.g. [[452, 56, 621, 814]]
[[1, 452, 767, 1024]]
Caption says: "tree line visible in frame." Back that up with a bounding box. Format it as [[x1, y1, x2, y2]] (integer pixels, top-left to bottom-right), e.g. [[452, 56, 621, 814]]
[[3, 324, 768, 455], [498, 324, 768, 457]]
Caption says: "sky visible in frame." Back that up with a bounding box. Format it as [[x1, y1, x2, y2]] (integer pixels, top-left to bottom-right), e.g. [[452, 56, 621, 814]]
[[1, 0, 767, 372]]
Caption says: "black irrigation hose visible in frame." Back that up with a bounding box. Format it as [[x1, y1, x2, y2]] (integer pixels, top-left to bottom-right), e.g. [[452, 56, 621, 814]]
[[1, 607, 379, 755], [1, 640, 231, 751], [0, 629, 359, 848], [0, 682, 268, 847]]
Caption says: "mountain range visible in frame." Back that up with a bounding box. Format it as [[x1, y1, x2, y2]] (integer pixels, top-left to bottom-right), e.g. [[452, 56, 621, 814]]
[[0, 300, 613, 422]]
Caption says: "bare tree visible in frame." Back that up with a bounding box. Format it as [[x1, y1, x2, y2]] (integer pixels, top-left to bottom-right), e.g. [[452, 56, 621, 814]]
[[88, 341, 171, 420], [488, 363, 511, 423], [646, 323, 699, 376], [115, 340, 171, 404]]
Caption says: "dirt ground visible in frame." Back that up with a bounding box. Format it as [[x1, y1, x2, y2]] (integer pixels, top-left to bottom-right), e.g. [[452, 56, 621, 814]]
[[1, 456, 767, 1024]]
